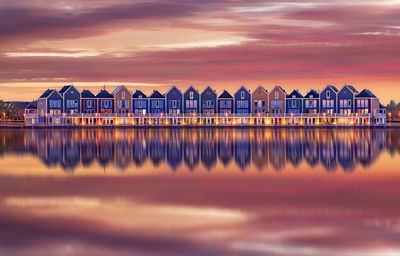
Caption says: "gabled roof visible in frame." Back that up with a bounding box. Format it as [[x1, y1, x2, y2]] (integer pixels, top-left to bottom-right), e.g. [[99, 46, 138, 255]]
[[272, 85, 287, 94], [379, 103, 386, 109], [184, 85, 199, 95], [96, 89, 113, 98], [166, 85, 182, 96], [252, 85, 268, 95], [59, 85, 73, 95], [201, 86, 217, 96], [343, 84, 358, 94], [149, 90, 165, 99], [132, 90, 147, 99], [25, 103, 37, 110], [304, 89, 319, 98], [324, 85, 338, 93], [218, 90, 233, 99], [236, 85, 250, 94], [8, 101, 30, 110], [39, 89, 55, 98], [81, 89, 96, 98], [356, 89, 376, 98], [112, 85, 130, 95], [287, 90, 303, 98]]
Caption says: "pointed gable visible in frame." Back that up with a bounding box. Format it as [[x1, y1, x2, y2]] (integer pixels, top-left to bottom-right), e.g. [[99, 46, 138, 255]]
[[356, 89, 376, 98], [81, 89, 96, 98], [287, 90, 303, 98], [132, 90, 147, 98], [39, 89, 54, 98], [96, 89, 113, 98], [304, 89, 319, 98], [150, 90, 165, 98], [59, 85, 73, 95], [201, 86, 217, 97], [252, 85, 268, 96], [218, 90, 233, 99]]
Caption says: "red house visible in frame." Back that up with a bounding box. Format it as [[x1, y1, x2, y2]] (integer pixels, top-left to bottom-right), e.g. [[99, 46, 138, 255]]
[[218, 90, 234, 114], [81, 90, 97, 113], [96, 89, 114, 114]]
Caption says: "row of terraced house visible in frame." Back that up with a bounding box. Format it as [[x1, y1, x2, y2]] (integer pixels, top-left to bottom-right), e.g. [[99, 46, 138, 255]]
[[24, 84, 387, 126]]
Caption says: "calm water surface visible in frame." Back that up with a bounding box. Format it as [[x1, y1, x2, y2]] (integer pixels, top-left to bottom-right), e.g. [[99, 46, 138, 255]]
[[0, 128, 399, 256]]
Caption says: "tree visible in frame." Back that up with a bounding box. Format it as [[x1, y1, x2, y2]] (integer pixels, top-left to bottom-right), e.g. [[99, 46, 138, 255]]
[[0, 100, 10, 120]]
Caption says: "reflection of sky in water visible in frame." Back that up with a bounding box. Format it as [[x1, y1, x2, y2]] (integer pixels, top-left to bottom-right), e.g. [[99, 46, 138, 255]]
[[0, 128, 399, 256]]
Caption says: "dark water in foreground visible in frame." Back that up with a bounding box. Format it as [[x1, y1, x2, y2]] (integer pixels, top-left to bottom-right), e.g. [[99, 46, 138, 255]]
[[0, 128, 399, 256]]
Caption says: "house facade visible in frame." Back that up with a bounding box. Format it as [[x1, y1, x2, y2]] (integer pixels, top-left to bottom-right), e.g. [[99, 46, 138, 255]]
[[132, 90, 148, 115], [59, 85, 80, 114], [252, 86, 268, 114], [201, 86, 217, 115], [286, 90, 303, 114], [96, 89, 114, 114], [183, 86, 200, 114], [320, 85, 338, 114], [166, 86, 183, 115], [81, 90, 97, 114], [303, 90, 319, 114], [355, 89, 380, 116], [149, 90, 165, 114], [37, 89, 63, 116], [269, 86, 286, 115], [234, 86, 251, 114], [338, 85, 358, 115], [218, 90, 234, 114], [112, 85, 132, 114]]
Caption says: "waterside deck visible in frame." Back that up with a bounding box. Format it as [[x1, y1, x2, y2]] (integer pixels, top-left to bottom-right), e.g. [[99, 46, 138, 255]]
[[25, 113, 386, 127]]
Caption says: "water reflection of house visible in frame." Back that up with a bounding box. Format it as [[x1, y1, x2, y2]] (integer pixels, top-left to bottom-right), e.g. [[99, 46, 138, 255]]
[[269, 130, 286, 171], [114, 140, 132, 171], [148, 132, 165, 166], [61, 140, 81, 171], [251, 130, 268, 170], [337, 137, 355, 171], [97, 141, 114, 168], [201, 130, 217, 170], [320, 132, 337, 171], [286, 131, 303, 167], [303, 130, 320, 167], [166, 130, 182, 170], [81, 141, 96, 166], [183, 131, 200, 171], [131, 133, 148, 167], [234, 130, 251, 171], [217, 129, 234, 166]]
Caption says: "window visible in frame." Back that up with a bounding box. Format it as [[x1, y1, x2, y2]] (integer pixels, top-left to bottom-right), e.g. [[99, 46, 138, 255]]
[[193, 100, 197, 108], [348, 100, 351, 107], [323, 100, 326, 108], [241, 91, 245, 99], [327, 90, 330, 98], [357, 100, 360, 107], [305, 100, 310, 108], [125, 100, 129, 108], [190, 91, 194, 99], [340, 100, 343, 108], [255, 101, 258, 108], [122, 91, 125, 99], [118, 101, 122, 108], [275, 91, 279, 99]]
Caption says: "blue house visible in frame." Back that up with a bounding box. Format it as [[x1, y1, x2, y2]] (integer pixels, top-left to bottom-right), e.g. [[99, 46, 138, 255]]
[[37, 89, 63, 117], [320, 85, 338, 114], [201, 86, 217, 115], [303, 90, 319, 114], [132, 90, 148, 115], [59, 85, 80, 114], [149, 90, 165, 114], [183, 86, 200, 115], [166, 86, 183, 115], [234, 86, 251, 114], [338, 85, 358, 115], [286, 90, 303, 114]]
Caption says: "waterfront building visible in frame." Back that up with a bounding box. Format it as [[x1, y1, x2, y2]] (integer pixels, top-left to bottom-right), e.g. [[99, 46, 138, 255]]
[[81, 90, 97, 114], [303, 90, 320, 114], [59, 85, 80, 114], [183, 86, 200, 115], [96, 89, 114, 114], [269, 86, 286, 115], [201, 86, 217, 115], [286, 90, 303, 114], [320, 85, 338, 114], [234, 86, 251, 114], [132, 90, 148, 115], [166, 86, 183, 116], [252, 86, 268, 114], [37, 89, 63, 117], [218, 90, 234, 114], [112, 85, 132, 114], [338, 85, 358, 115], [24, 103, 37, 126], [355, 89, 379, 116], [149, 90, 165, 114]]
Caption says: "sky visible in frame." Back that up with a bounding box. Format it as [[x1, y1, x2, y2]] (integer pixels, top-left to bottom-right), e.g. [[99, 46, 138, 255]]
[[0, 0, 399, 103]]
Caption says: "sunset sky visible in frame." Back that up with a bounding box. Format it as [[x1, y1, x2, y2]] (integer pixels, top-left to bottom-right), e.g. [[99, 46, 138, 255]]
[[1, 0, 399, 103]]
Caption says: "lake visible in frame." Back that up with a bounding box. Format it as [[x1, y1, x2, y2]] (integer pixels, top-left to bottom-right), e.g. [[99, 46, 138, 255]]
[[0, 128, 399, 256]]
